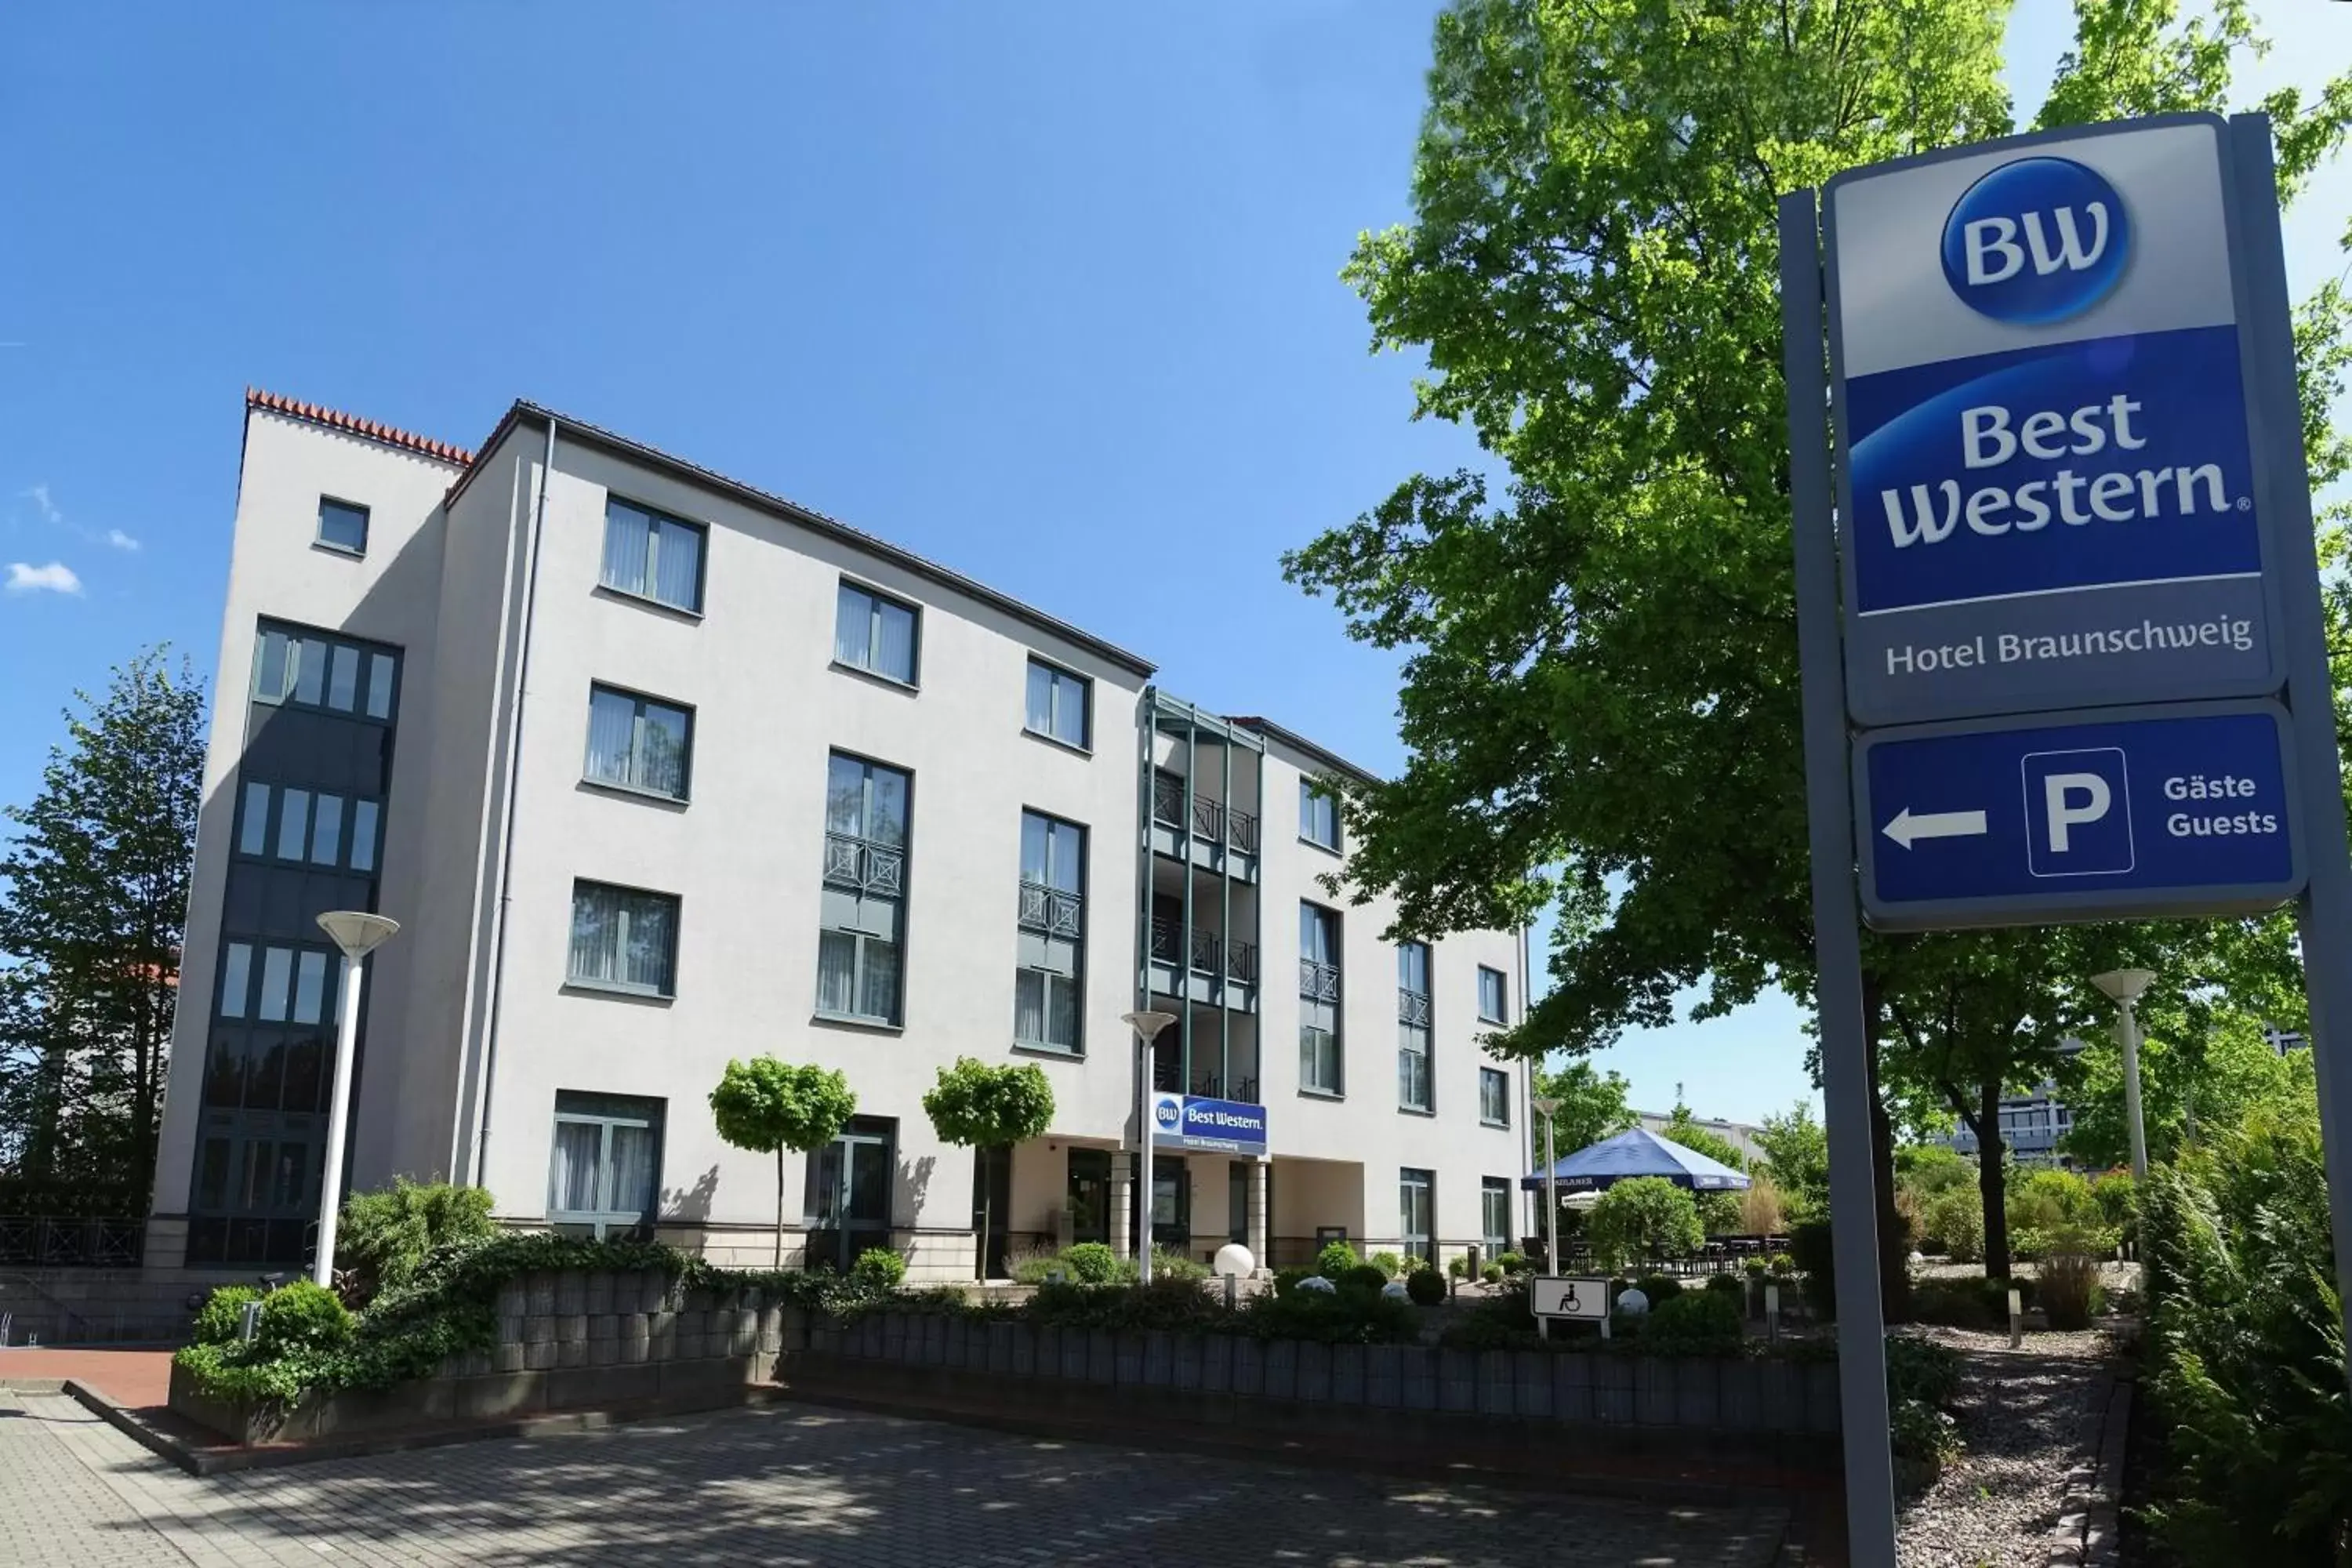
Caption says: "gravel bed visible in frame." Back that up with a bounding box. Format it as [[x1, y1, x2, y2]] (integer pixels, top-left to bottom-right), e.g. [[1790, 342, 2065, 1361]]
[[1896, 1324, 2115, 1568]]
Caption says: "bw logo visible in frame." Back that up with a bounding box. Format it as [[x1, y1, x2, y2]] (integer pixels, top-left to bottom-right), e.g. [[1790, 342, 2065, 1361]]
[[1940, 156, 2131, 325]]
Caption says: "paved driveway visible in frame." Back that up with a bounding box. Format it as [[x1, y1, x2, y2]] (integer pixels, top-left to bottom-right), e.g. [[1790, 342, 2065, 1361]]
[[0, 1392, 1785, 1567]]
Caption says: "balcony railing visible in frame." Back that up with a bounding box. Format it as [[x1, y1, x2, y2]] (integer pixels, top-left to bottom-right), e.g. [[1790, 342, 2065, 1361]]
[[0, 1216, 145, 1269], [1152, 916, 1258, 984], [1150, 775, 1261, 855], [1017, 880, 1082, 938], [1300, 960, 1342, 1004], [1226, 938, 1258, 985], [823, 832, 905, 896], [1397, 989, 1432, 1027]]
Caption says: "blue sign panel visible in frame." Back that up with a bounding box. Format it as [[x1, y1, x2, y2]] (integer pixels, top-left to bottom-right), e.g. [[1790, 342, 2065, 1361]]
[[1826, 115, 2281, 725], [1855, 702, 2303, 929], [1150, 1092, 1267, 1157]]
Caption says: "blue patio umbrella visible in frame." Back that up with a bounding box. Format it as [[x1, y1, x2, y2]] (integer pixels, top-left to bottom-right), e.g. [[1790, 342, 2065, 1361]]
[[1519, 1126, 1751, 1193]]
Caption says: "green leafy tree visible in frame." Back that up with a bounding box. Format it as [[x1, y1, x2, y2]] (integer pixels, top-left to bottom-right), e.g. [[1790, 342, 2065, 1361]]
[[0, 649, 203, 1203], [1585, 1176, 1704, 1272], [1283, 0, 2352, 1320], [1656, 1105, 1747, 1232], [1530, 1058, 1635, 1158], [2063, 1009, 2308, 1171], [921, 1057, 1054, 1281], [709, 1057, 857, 1268], [1752, 1101, 1831, 1221]]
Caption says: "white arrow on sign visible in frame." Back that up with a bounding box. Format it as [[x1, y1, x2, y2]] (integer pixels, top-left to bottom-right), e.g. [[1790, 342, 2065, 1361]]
[[1882, 806, 1989, 849]]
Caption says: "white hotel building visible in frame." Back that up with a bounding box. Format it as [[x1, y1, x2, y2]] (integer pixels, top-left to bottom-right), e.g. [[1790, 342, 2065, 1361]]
[[145, 391, 1531, 1283]]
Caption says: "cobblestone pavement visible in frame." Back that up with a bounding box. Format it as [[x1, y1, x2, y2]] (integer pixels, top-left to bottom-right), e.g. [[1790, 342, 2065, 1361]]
[[0, 1392, 1785, 1567]]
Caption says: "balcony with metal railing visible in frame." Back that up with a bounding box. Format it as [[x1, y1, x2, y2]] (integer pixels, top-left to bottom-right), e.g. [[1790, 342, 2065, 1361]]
[[824, 832, 905, 897], [1146, 915, 1259, 1010], [1397, 988, 1432, 1027], [1148, 771, 1260, 875], [1300, 960, 1342, 1004], [1017, 880, 1082, 938]]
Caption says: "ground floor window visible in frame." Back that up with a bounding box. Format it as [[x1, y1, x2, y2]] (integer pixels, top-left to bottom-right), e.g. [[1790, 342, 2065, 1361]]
[[1068, 1148, 1111, 1245], [1481, 1177, 1512, 1258], [549, 1091, 664, 1238], [1400, 1167, 1435, 1264], [805, 1116, 896, 1272]]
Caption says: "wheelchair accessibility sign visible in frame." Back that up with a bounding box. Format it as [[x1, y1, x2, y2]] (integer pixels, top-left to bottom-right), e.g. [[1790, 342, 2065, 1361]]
[[1530, 1277, 1611, 1322]]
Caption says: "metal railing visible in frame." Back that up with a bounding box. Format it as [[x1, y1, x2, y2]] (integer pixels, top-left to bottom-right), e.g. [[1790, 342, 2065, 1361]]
[[1149, 775, 1261, 855], [1016, 880, 1082, 937], [822, 832, 905, 896], [0, 1216, 146, 1268], [1299, 960, 1342, 1004], [1397, 988, 1432, 1026], [1149, 917, 1258, 984]]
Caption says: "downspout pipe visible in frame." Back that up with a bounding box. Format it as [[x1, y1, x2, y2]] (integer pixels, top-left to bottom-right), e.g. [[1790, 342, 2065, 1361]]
[[468, 412, 557, 1187]]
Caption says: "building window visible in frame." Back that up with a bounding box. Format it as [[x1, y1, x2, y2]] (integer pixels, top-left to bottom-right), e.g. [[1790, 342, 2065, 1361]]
[[1396, 941, 1431, 1112], [316, 497, 369, 555], [1300, 779, 1341, 852], [1024, 658, 1090, 750], [1400, 1168, 1435, 1265], [1477, 965, 1508, 1024], [833, 580, 920, 685], [804, 1116, 897, 1273], [601, 496, 705, 613], [818, 753, 910, 1025], [549, 1091, 663, 1239], [584, 684, 693, 800], [1015, 811, 1085, 1053], [567, 881, 679, 998], [1300, 902, 1342, 1095], [234, 782, 382, 873], [252, 622, 397, 720], [1479, 1066, 1510, 1127], [1481, 1177, 1512, 1257]]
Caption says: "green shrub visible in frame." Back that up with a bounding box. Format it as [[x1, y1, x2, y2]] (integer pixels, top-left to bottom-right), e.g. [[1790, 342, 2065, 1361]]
[[336, 1178, 497, 1301], [1744, 1257, 1768, 1276], [1766, 1251, 1794, 1276], [1481, 1262, 1503, 1283], [1341, 1263, 1388, 1293], [851, 1247, 906, 1290], [2090, 1171, 2137, 1240], [1009, 1250, 1059, 1286], [1704, 1272, 1744, 1299], [1496, 1250, 1529, 1275], [1025, 1276, 1225, 1333], [1886, 1336, 1964, 1408], [1637, 1290, 1740, 1355], [192, 1286, 263, 1345], [1890, 1397, 1961, 1466], [2037, 1249, 2104, 1330], [254, 1279, 354, 1357], [1240, 1281, 1417, 1345], [1061, 1242, 1120, 1283], [1586, 1177, 1704, 1270], [1911, 1278, 2034, 1330], [1632, 1273, 1684, 1305], [1316, 1240, 1358, 1279], [1406, 1269, 1446, 1306], [1921, 1188, 1984, 1263], [1272, 1268, 1312, 1298], [1788, 1220, 1835, 1319], [1368, 1250, 1402, 1279], [1447, 1255, 1468, 1279], [2007, 1167, 2096, 1236]]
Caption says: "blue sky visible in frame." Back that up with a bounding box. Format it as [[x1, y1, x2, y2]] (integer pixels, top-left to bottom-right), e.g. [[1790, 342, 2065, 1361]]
[[1, 4, 2344, 1125]]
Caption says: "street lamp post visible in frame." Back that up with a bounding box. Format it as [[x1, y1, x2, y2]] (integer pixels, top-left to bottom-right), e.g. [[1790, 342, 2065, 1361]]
[[1531, 1094, 1560, 1274], [312, 912, 401, 1290], [1122, 1010, 1178, 1286], [2092, 968, 2158, 1181]]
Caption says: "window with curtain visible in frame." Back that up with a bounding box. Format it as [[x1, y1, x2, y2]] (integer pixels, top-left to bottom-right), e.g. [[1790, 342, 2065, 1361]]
[[1023, 658, 1090, 750], [549, 1091, 664, 1238], [1400, 1168, 1435, 1263], [583, 684, 693, 800], [1300, 902, 1343, 1094], [251, 622, 398, 720], [568, 882, 680, 997], [818, 753, 910, 1024], [1478, 965, 1508, 1023], [1015, 811, 1085, 1053], [1396, 941, 1431, 1112], [317, 497, 369, 555], [1481, 1178, 1512, 1257], [601, 497, 705, 613], [1479, 1067, 1511, 1127], [1300, 779, 1341, 851], [833, 581, 920, 684]]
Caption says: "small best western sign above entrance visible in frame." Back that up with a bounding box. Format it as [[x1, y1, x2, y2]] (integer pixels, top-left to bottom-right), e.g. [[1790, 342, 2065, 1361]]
[[1150, 1092, 1267, 1157]]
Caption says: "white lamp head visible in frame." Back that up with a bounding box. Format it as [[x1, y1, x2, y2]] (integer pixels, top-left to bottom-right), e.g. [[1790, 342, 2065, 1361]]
[[316, 911, 401, 960], [2092, 968, 2157, 1005], [1531, 1096, 1560, 1118], [1121, 1009, 1178, 1043]]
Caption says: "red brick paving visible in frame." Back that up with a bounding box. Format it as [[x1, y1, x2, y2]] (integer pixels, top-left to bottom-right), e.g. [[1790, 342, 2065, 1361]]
[[0, 1347, 172, 1409]]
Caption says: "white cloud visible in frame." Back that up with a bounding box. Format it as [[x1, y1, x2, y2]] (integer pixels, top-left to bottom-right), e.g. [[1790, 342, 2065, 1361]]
[[5, 561, 82, 595], [104, 528, 140, 552], [20, 485, 60, 526]]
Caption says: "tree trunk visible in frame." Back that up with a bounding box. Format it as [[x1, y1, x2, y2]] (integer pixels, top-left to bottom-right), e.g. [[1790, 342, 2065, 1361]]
[[980, 1185, 993, 1285], [1860, 973, 1912, 1323], [1977, 1078, 2011, 1279], [774, 1146, 786, 1271]]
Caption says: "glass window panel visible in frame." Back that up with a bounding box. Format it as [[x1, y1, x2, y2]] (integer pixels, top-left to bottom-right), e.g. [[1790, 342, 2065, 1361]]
[[292, 951, 328, 1026], [585, 687, 637, 786], [244, 1032, 287, 1112], [1014, 968, 1047, 1044], [1055, 672, 1087, 747], [292, 639, 325, 706], [815, 931, 856, 1014], [602, 500, 652, 596], [218, 942, 253, 1018], [310, 794, 343, 866], [254, 630, 290, 702], [318, 499, 368, 553], [366, 652, 396, 720], [873, 597, 916, 682], [282, 1033, 325, 1115], [858, 938, 901, 1022], [848, 1135, 892, 1225], [833, 583, 873, 669], [1025, 660, 1054, 734], [825, 754, 865, 837], [350, 800, 379, 873], [551, 1121, 604, 1214], [256, 947, 292, 1023], [624, 895, 675, 993], [867, 765, 909, 846], [204, 1030, 245, 1109], [328, 644, 360, 711], [608, 1123, 656, 1218], [1020, 811, 1049, 884], [276, 789, 310, 861], [653, 517, 702, 611], [640, 702, 689, 797], [238, 783, 270, 856], [196, 1138, 230, 1210]]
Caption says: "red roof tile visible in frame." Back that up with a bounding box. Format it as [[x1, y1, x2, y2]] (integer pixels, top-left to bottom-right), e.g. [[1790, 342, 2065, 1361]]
[[246, 387, 474, 466]]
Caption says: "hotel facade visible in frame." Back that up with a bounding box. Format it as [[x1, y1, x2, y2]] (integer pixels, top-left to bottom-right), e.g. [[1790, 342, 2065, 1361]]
[[146, 391, 1532, 1283]]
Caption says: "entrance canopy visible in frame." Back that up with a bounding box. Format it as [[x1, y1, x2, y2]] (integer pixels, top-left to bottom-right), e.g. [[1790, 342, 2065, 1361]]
[[1521, 1127, 1751, 1194]]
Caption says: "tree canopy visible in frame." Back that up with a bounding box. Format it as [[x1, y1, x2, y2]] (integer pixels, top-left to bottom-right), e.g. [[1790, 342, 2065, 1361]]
[[1530, 1057, 1635, 1158], [709, 1056, 857, 1268]]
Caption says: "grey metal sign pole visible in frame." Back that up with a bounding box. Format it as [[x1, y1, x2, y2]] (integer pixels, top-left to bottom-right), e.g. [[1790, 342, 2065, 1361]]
[[2227, 113, 2352, 1372], [1780, 187, 1900, 1568]]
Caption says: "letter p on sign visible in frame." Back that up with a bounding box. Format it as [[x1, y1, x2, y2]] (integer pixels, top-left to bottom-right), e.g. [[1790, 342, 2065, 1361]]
[[2024, 748, 2133, 877]]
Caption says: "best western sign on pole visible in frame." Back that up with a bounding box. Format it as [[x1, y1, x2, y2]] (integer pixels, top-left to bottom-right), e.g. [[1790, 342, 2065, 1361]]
[[1779, 113, 2352, 1568]]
